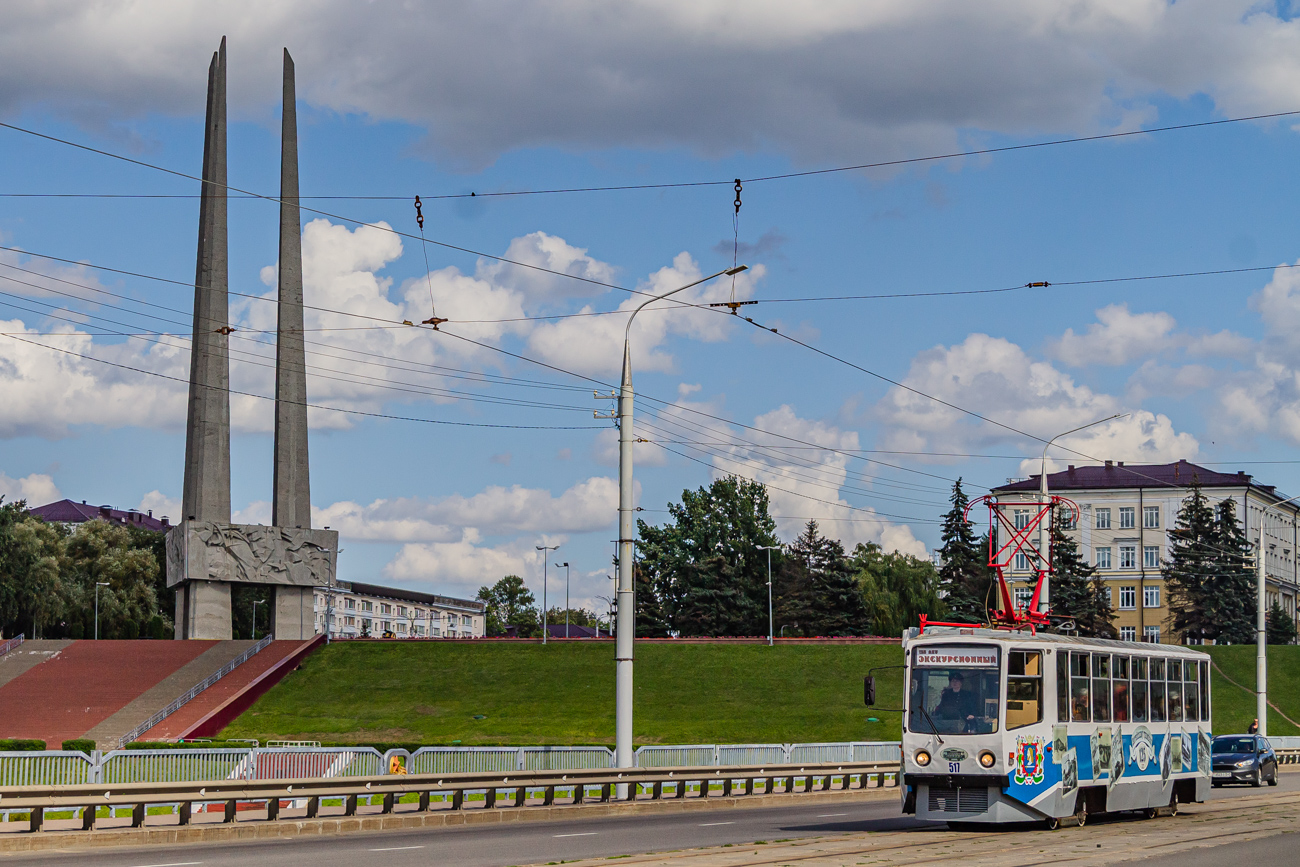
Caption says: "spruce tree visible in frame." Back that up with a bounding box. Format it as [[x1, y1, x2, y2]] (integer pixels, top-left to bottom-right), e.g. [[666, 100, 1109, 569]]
[[1266, 601, 1297, 645], [1048, 517, 1116, 638], [775, 520, 869, 636], [1163, 481, 1218, 643], [937, 479, 993, 622], [1210, 497, 1257, 645]]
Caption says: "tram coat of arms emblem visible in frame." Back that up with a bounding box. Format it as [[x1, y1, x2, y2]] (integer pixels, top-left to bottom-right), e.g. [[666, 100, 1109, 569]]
[[1013, 735, 1046, 786]]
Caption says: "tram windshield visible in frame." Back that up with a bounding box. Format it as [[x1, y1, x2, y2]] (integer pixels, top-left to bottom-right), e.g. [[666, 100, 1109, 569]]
[[909, 646, 1000, 734]]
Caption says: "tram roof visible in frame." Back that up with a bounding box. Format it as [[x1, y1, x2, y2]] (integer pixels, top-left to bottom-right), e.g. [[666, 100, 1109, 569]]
[[905, 626, 1210, 657]]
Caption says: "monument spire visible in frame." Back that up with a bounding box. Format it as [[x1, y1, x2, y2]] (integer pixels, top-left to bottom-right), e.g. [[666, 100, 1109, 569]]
[[273, 48, 311, 529], [182, 37, 231, 525]]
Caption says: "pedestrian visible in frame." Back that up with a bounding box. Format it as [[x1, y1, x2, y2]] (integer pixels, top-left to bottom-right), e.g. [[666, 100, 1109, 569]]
[[1248, 718, 1259, 735]]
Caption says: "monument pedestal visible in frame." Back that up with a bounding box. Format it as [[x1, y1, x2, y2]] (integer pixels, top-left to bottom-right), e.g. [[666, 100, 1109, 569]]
[[167, 521, 336, 640]]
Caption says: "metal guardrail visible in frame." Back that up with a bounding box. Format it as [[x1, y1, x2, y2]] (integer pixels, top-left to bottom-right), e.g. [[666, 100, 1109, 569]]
[[635, 742, 899, 767], [0, 633, 24, 657], [3, 759, 902, 833], [0, 752, 93, 788], [116, 634, 274, 748]]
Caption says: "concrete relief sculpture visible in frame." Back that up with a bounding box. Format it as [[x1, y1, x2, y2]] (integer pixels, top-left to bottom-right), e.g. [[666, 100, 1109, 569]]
[[167, 523, 337, 588]]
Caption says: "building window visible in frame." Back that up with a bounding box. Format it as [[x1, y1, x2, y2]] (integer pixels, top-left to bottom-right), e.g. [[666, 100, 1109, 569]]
[[1096, 547, 1112, 569], [1143, 625, 1161, 643], [462, 615, 471, 627], [1061, 510, 1078, 530], [432, 627, 441, 636], [346, 598, 355, 610], [1143, 545, 1160, 569], [414, 625, 424, 636], [1119, 507, 1135, 529], [1144, 506, 1160, 529], [1014, 509, 1030, 529], [345, 616, 355, 627], [1120, 545, 1136, 569], [397, 622, 407, 633], [1013, 586, 1033, 609], [1095, 508, 1111, 530], [1144, 586, 1161, 608], [1015, 551, 1030, 571], [363, 601, 373, 612], [380, 603, 391, 615], [1119, 586, 1136, 610], [397, 606, 406, 617], [430, 611, 441, 623], [1120, 626, 1137, 642], [1104, 586, 1113, 607]]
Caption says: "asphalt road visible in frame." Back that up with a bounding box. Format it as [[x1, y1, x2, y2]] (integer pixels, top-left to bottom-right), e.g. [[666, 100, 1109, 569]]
[[3, 773, 1297, 867]]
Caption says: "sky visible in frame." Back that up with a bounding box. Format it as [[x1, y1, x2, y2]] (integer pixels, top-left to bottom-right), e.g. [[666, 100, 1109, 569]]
[[6, 1, 1300, 615]]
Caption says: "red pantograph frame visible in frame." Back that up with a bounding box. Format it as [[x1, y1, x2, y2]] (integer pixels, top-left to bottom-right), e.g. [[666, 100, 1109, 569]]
[[919, 495, 1080, 635]]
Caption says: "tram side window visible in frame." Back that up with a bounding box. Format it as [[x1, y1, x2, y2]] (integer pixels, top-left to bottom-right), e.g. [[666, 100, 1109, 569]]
[[1092, 652, 1111, 723], [1167, 659, 1184, 722], [1057, 650, 1070, 722], [1071, 652, 1091, 722], [1113, 655, 1131, 722], [1150, 658, 1167, 723], [1132, 656, 1149, 723], [1184, 658, 1200, 721], [1007, 650, 1043, 729], [1200, 661, 1211, 721]]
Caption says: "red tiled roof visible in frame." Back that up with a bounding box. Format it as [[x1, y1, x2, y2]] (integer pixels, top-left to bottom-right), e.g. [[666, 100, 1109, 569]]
[[28, 499, 171, 531], [992, 459, 1275, 495]]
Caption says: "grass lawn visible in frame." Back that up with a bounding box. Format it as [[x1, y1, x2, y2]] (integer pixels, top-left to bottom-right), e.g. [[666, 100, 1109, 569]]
[[220, 642, 906, 746], [218, 641, 1300, 745]]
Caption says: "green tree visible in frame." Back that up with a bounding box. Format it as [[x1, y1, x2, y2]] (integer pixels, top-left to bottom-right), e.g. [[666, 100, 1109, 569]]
[[636, 476, 779, 636], [1164, 481, 1219, 643], [774, 520, 869, 636], [0, 500, 64, 638], [1210, 497, 1257, 645], [850, 542, 945, 637], [936, 479, 994, 623], [58, 520, 163, 640], [1048, 517, 1116, 638], [1267, 601, 1297, 644], [477, 575, 540, 637]]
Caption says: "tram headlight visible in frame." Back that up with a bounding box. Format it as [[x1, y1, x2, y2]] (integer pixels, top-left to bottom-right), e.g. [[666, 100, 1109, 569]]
[[978, 751, 996, 769], [914, 750, 931, 767]]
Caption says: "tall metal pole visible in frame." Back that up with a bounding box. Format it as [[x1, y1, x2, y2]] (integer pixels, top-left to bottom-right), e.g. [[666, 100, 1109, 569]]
[[1036, 414, 1125, 613], [557, 562, 570, 637], [615, 265, 745, 782], [758, 545, 778, 646], [94, 582, 109, 640], [536, 545, 559, 643], [252, 599, 262, 640], [1258, 529, 1268, 736]]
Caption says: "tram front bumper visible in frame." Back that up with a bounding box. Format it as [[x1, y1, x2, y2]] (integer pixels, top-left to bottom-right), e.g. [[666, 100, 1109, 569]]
[[909, 774, 1042, 825]]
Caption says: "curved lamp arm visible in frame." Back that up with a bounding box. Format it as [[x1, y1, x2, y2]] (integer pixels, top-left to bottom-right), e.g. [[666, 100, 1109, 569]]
[[624, 265, 748, 341]]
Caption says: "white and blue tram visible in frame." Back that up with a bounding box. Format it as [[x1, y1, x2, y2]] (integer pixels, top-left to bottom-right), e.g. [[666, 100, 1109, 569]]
[[897, 627, 1211, 827]]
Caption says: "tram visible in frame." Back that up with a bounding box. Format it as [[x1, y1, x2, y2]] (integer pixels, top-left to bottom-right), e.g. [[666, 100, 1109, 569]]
[[869, 490, 1211, 827], [894, 627, 1210, 827]]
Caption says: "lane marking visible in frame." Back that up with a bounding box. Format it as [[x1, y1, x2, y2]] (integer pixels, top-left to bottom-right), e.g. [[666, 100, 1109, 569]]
[[698, 821, 735, 826], [817, 812, 848, 817], [553, 832, 598, 838], [128, 862, 203, 867], [369, 846, 425, 852]]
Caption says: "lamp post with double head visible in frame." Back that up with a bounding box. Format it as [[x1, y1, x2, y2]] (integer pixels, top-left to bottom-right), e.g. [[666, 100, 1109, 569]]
[[612, 264, 748, 780], [536, 544, 559, 643], [758, 545, 780, 646], [557, 562, 571, 637]]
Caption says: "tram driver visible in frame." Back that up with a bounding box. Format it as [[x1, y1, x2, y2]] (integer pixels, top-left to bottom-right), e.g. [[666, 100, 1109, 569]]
[[933, 672, 980, 729]]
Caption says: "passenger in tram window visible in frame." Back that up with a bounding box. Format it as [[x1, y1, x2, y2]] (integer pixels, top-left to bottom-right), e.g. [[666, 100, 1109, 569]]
[[934, 673, 979, 726], [1113, 681, 1130, 722], [1072, 684, 1091, 722]]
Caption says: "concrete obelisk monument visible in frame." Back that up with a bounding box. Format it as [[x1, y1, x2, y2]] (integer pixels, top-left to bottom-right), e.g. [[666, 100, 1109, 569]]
[[169, 41, 337, 640], [175, 39, 233, 639]]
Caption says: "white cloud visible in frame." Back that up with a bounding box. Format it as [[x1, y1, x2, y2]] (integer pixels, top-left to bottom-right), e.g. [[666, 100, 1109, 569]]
[[0, 471, 60, 505], [138, 490, 181, 522], [314, 476, 622, 543], [1021, 411, 1199, 477], [383, 531, 561, 600], [1050, 303, 1250, 367], [4, 3, 1300, 168]]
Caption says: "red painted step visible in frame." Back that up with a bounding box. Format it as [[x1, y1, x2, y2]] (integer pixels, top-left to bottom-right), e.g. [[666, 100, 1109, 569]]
[[0, 641, 215, 748]]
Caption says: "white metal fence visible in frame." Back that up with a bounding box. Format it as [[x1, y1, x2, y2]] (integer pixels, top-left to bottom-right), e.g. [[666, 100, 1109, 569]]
[[0, 742, 900, 787]]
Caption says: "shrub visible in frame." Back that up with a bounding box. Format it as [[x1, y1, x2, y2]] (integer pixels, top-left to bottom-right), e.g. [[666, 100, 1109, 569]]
[[61, 739, 96, 754], [0, 739, 46, 751]]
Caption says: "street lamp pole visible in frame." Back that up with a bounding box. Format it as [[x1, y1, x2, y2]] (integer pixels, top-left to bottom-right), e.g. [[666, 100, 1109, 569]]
[[1036, 413, 1126, 614], [536, 544, 559, 643], [758, 545, 779, 646], [94, 582, 110, 640], [557, 562, 570, 637], [613, 264, 747, 780], [251, 599, 262, 640]]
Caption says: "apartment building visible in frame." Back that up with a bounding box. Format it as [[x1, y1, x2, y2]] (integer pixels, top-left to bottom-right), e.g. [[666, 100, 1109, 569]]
[[991, 459, 1300, 644], [313, 580, 485, 639]]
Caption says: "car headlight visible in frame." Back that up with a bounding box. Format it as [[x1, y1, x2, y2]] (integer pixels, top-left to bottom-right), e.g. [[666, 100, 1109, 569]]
[[979, 751, 996, 769], [1235, 759, 1252, 768], [915, 750, 932, 767]]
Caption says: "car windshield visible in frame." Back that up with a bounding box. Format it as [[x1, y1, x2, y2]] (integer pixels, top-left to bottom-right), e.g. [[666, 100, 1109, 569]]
[[909, 654, 1000, 735], [1213, 737, 1256, 754]]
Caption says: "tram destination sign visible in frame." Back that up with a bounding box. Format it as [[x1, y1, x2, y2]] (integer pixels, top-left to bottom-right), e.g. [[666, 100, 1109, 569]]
[[915, 647, 998, 668]]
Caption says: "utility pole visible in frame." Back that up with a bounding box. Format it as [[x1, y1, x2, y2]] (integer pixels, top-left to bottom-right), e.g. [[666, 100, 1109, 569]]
[[758, 545, 779, 646], [1258, 530, 1268, 736], [610, 265, 746, 788], [94, 582, 110, 640], [536, 544, 559, 643]]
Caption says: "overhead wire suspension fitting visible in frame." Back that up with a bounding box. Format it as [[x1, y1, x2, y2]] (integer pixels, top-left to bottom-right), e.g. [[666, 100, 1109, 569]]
[[413, 195, 447, 329]]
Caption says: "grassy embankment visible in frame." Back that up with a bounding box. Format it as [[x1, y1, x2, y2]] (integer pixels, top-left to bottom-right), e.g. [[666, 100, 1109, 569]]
[[218, 642, 1300, 745]]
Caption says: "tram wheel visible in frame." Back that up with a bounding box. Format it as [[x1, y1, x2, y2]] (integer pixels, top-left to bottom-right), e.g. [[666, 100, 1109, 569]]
[[1074, 807, 1088, 827], [1143, 807, 1158, 820], [1168, 792, 1179, 817], [1044, 816, 1060, 831]]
